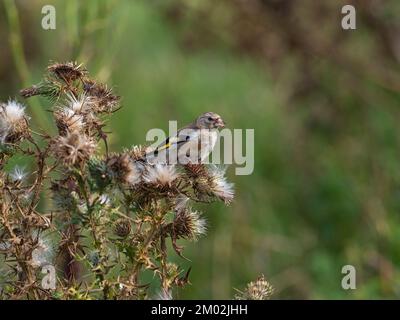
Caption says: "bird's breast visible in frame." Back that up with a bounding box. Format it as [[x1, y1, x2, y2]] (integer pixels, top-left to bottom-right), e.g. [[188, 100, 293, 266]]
[[200, 129, 218, 149]]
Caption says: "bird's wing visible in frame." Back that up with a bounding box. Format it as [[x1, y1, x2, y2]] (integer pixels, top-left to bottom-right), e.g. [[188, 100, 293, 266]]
[[146, 125, 199, 158]]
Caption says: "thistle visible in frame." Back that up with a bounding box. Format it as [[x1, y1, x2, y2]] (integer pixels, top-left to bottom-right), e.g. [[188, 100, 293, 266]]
[[235, 275, 274, 300], [51, 131, 97, 167], [0, 61, 239, 300], [0, 100, 29, 144]]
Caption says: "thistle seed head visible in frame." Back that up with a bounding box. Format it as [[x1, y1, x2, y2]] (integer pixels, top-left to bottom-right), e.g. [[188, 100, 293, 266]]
[[235, 275, 274, 300], [114, 218, 131, 238], [54, 106, 85, 135], [47, 61, 87, 82], [143, 164, 178, 187], [173, 208, 207, 241], [107, 153, 142, 186], [0, 100, 29, 144], [208, 165, 234, 204], [52, 131, 97, 166], [83, 79, 120, 113], [129, 145, 147, 161]]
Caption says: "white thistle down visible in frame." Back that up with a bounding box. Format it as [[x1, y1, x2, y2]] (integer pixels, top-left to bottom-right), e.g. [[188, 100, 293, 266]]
[[174, 208, 207, 241], [0, 100, 28, 143], [155, 289, 173, 300], [66, 93, 91, 113], [208, 165, 234, 204], [143, 164, 178, 186], [0, 100, 26, 125], [125, 161, 142, 186], [9, 165, 27, 182], [235, 275, 274, 300], [56, 106, 84, 132], [187, 210, 207, 240], [53, 131, 97, 165], [31, 237, 53, 268]]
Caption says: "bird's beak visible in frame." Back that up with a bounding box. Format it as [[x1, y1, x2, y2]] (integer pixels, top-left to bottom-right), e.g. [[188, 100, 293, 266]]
[[216, 118, 225, 128]]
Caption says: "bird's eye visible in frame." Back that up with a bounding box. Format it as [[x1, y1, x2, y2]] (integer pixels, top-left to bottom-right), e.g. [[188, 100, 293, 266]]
[[208, 117, 213, 121]]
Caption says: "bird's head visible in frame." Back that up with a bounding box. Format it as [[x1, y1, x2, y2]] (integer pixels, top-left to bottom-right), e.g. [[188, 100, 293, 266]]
[[196, 112, 225, 129]]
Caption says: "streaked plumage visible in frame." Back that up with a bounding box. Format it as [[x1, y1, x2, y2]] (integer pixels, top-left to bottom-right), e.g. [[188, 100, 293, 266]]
[[145, 112, 225, 165]]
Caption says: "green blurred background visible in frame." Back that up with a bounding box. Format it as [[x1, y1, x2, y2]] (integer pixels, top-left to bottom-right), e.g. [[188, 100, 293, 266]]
[[1, 0, 400, 299]]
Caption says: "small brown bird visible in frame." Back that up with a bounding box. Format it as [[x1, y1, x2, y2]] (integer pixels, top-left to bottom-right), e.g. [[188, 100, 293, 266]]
[[145, 112, 225, 164]]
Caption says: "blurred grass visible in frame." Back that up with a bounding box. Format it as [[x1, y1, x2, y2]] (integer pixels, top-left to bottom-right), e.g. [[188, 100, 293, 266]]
[[1, 0, 400, 299]]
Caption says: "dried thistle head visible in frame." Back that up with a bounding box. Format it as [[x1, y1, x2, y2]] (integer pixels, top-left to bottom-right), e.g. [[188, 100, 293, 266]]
[[235, 275, 274, 300], [184, 163, 208, 179], [107, 153, 142, 186], [207, 166, 234, 204], [54, 106, 85, 135], [172, 208, 207, 241], [184, 164, 235, 204], [51, 131, 97, 167], [54, 94, 106, 137], [143, 164, 178, 188], [128, 145, 147, 161], [64, 94, 93, 114], [114, 218, 131, 238], [0, 100, 29, 144], [47, 61, 87, 82], [83, 79, 120, 113]]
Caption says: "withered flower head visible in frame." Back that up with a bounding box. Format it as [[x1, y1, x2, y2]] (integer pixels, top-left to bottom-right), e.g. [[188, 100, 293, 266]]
[[0, 100, 29, 144], [208, 166, 234, 204], [143, 164, 178, 187], [83, 79, 120, 113], [114, 218, 131, 238], [107, 153, 142, 186], [173, 208, 207, 241], [125, 161, 142, 186], [183, 163, 212, 197], [52, 131, 96, 166], [235, 275, 274, 300], [184, 164, 234, 203], [129, 145, 147, 161], [47, 61, 87, 82], [184, 163, 208, 179], [65, 94, 92, 114], [54, 106, 84, 135]]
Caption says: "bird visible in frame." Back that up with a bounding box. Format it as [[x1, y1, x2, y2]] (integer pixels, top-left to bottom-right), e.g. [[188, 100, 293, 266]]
[[144, 112, 225, 165]]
